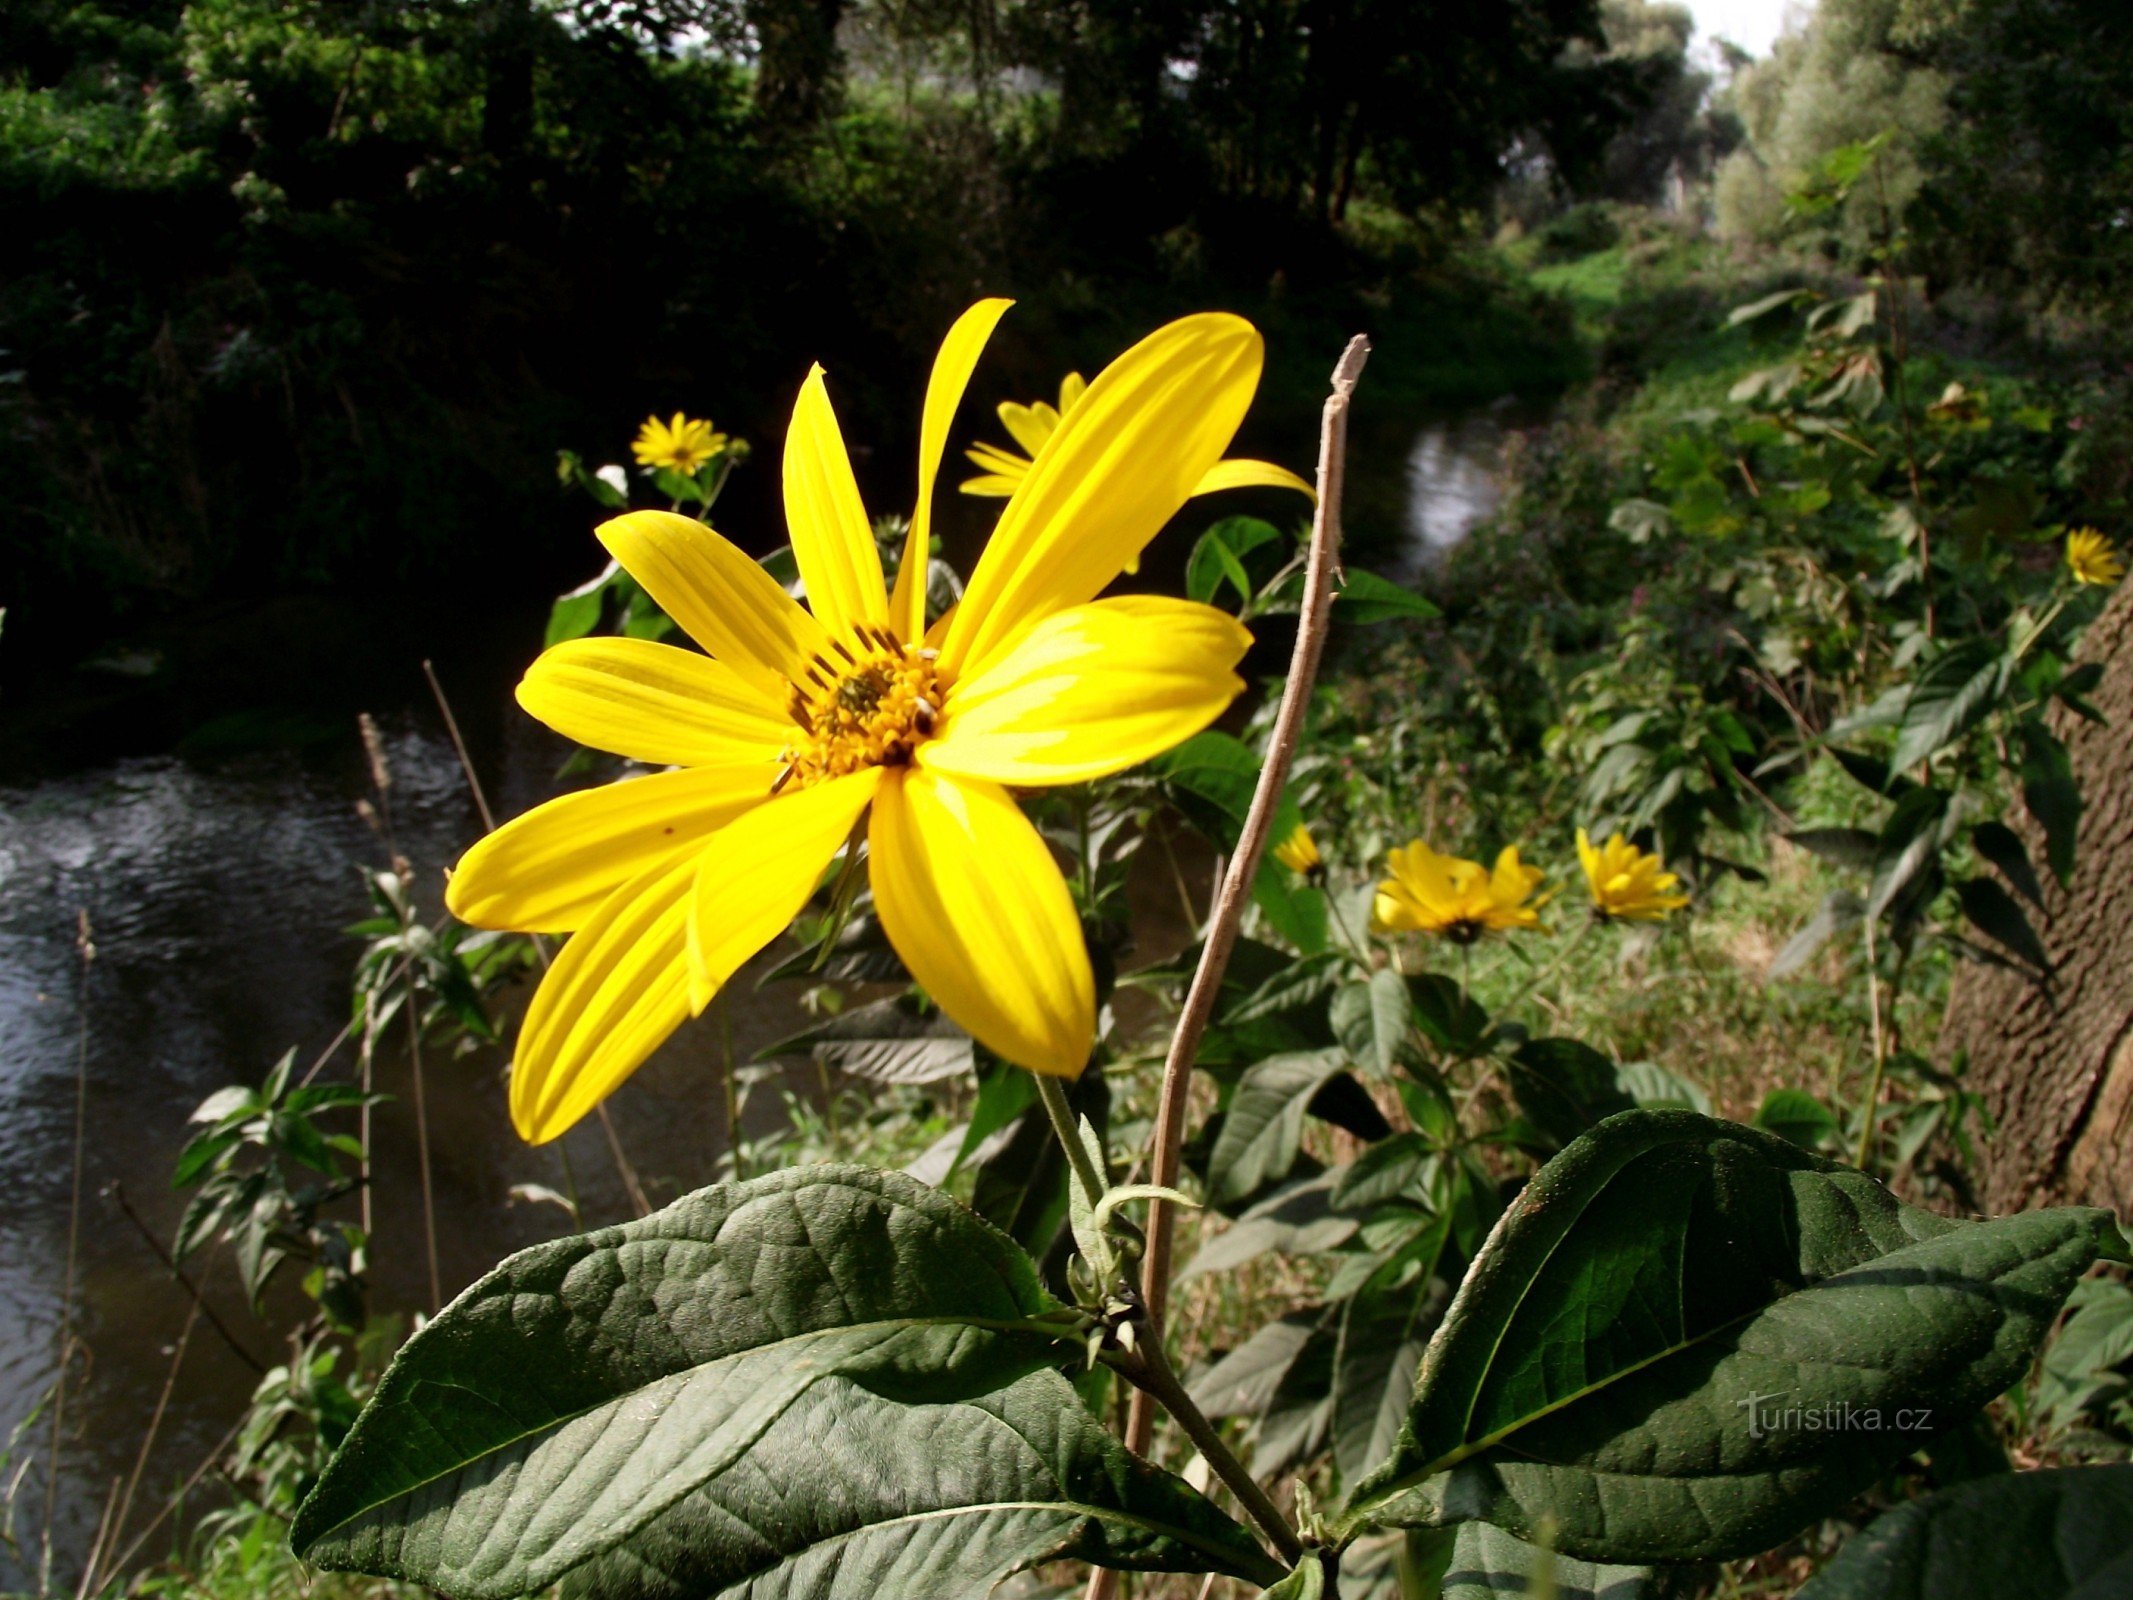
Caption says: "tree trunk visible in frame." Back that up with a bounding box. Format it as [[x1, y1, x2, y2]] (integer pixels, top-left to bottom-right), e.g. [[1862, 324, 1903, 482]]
[[746, 0, 847, 135], [1941, 578, 2133, 1214]]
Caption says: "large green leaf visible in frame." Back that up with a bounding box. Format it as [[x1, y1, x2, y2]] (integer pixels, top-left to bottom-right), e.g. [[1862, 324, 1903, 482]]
[[1150, 732, 1324, 952], [553, 1368, 1285, 1600], [760, 995, 973, 1084], [1889, 640, 2010, 774], [1343, 1111, 2118, 1562], [1505, 1038, 1635, 1149], [1333, 969, 1416, 1077], [1793, 1466, 2133, 1599], [1180, 1170, 1357, 1280], [293, 1168, 1096, 1596], [1207, 1048, 1352, 1206]]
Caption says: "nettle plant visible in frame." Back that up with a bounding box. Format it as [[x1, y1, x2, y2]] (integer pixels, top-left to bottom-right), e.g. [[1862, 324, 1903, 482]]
[[288, 316, 2128, 1600]]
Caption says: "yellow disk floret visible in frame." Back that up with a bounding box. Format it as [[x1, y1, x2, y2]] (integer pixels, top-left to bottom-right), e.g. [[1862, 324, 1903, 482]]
[[784, 625, 944, 786]]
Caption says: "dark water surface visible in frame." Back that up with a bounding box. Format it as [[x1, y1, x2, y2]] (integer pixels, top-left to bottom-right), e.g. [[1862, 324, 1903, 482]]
[[0, 414, 1514, 1587]]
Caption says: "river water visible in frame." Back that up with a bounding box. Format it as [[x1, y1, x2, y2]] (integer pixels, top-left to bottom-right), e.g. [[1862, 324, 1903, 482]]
[[0, 414, 1511, 1588]]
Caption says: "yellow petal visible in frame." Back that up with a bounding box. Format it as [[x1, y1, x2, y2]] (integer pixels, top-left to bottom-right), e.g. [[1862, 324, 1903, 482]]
[[870, 769, 1094, 1077], [894, 299, 1013, 640], [958, 473, 1021, 498], [785, 365, 889, 642], [923, 596, 1249, 786], [447, 763, 781, 933], [964, 441, 1028, 476], [940, 313, 1263, 681], [510, 851, 696, 1143], [517, 637, 793, 767], [1191, 457, 1317, 502], [1058, 372, 1087, 411], [997, 400, 1058, 457], [686, 768, 881, 1012], [597, 510, 831, 707]]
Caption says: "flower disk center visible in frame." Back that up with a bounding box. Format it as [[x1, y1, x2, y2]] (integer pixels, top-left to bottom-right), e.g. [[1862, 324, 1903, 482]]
[[784, 628, 941, 787]]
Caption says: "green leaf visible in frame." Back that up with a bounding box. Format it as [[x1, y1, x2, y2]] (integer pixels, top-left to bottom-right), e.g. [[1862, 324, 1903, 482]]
[[557, 1368, 1284, 1600], [545, 561, 621, 647], [1793, 1465, 2133, 1600], [1191, 1309, 1328, 1423], [1728, 287, 1812, 326], [1151, 733, 1320, 952], [1343, 1111, 2117, 1563], [1868, 786, 1954, 923], [760, 995, 974, 1084], [1768, 890, 1863, 981], [1786, 828, 1880, 872], [1333, 969, 1415, 1076], [1332, 1288, 1441, 1487], [1337, 570, 1440, 625], [1432, 1522, 1652, 1600], [1506, 1038, 1635, 1149], [1181, 1170, 1358, 1280], [947, 1058, 1038, 1180], [1889, 641, 2011, 774], [1259, 1549, 1336, 1599], [1186, 517, 1283, 607], [293, 1167, 1093, 1596], [1753, 1088, 1838, 1151], [1408, 976, 1492, 1058], [1607, 499, 1672, 544], [1610, 1060, 1711, 1115], [189, 1085, 257, 1126], [1208, 1049, 1352, 1206], [1331, 1134, 1431, 1213]]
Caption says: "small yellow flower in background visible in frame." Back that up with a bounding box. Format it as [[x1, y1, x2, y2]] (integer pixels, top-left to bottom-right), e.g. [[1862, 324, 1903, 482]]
[[1372, 839, 1547, 944], [632, 412, 728, 475], [961, 371, 1315, 573], [451, 300, 1268, 1143], [2066, 527, 2125, 587], [1576, 828, 1688, 922], [1272, 823, 1324, 881]]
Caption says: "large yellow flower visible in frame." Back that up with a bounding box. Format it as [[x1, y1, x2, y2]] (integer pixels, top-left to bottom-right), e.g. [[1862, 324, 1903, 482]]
[[632, 412, 728, 475], [1372, 840, 1547, 944], [1576, 828, 1688, 922], [961, 370, 1314, 577], [2066, 527, 2125, 587], [451, 301, 1262, 1142]]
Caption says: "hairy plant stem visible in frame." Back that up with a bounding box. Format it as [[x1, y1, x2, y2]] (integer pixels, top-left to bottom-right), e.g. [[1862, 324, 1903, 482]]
[[1086, 336, 1367, 1600], [1855, 913, 1889, 1171], [1109, 1329, 1305, 1568], [1034, 1072, 1106, 1210]]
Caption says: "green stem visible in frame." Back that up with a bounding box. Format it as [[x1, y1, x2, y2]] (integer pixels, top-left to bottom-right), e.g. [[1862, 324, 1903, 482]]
[[2012, 592, 2071, 665], [810, 820, 870, 973], [718, 996, 744, 1182], [1854, 914, 1888, 1171], [1326, 883, 1374, 970], [1035, 1073, 1106, 1212], [1110, 1333, 1305, 1567], [1503, 917, 1596, 1015]]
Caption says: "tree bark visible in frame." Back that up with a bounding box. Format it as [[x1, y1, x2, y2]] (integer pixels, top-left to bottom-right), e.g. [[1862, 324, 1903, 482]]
[[1941, 578, 2133, 1214]]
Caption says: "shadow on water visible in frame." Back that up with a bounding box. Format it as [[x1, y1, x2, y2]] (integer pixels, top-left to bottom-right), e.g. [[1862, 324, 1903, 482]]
[[0, 402, 1523, 1586]]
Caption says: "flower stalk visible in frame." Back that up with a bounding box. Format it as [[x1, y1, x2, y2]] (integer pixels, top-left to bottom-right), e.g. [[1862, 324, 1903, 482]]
[[1120, 334, 1370, 1465], [1106, 1319, 1307, 1568]]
